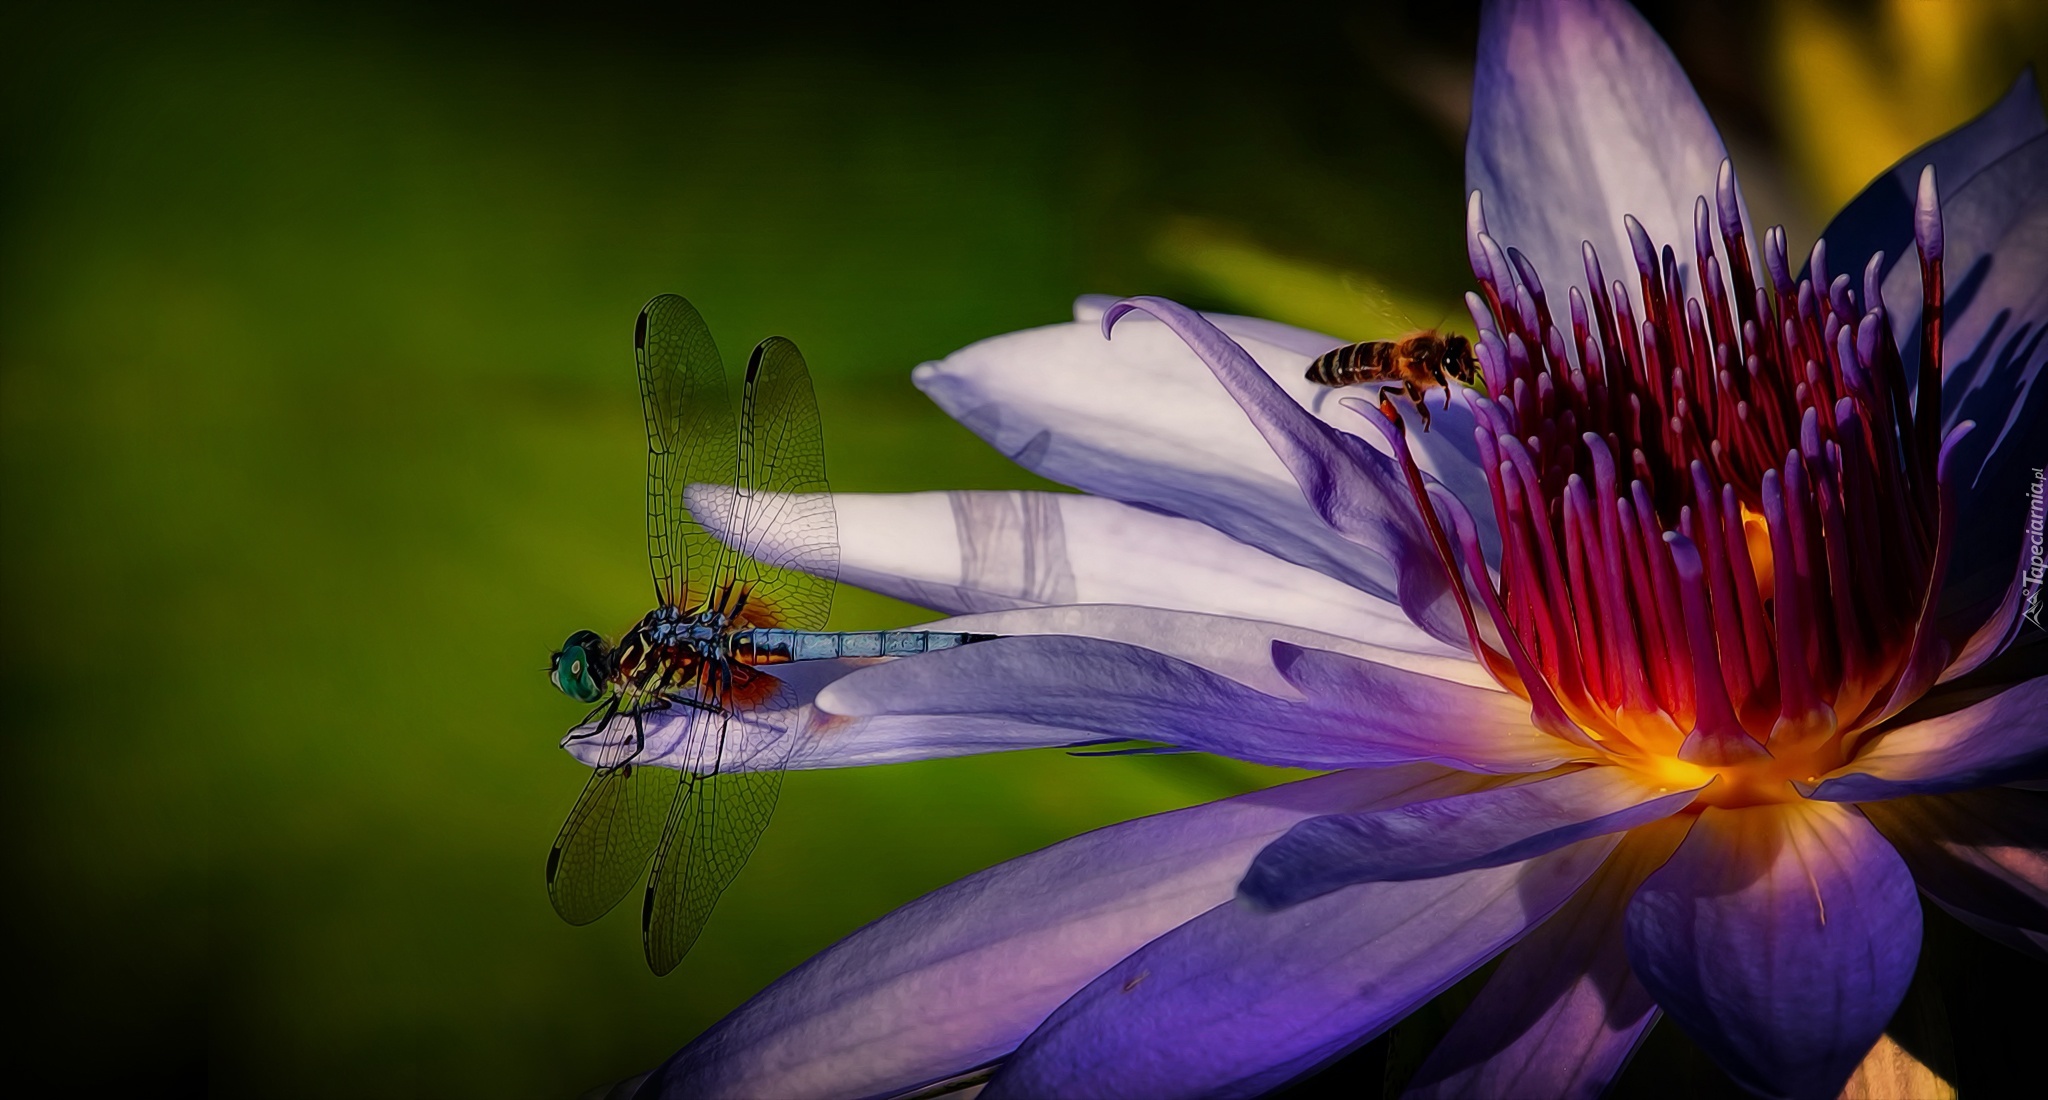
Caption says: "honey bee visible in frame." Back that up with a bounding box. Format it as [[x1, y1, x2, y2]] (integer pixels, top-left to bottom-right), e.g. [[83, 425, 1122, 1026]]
[[1304, 330, 1478, 430]]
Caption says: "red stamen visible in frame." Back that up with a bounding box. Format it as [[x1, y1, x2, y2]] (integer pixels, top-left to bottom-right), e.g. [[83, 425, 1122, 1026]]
[[1668, 532, 1768, 764]]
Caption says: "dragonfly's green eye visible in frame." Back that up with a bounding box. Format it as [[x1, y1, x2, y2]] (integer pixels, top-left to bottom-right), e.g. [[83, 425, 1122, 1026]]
[[551, 636, 605, 703]]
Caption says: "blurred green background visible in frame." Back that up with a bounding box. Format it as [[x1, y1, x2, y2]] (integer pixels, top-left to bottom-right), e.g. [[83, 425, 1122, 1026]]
[[2, 2, 2041, 1097]]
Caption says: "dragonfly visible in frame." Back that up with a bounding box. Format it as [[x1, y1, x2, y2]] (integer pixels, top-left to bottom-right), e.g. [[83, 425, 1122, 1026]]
[[545, 294, 995, 975]]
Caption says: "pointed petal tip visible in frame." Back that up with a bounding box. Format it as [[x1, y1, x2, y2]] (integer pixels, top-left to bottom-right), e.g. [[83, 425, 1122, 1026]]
[[1099, 297, 1142, 339]]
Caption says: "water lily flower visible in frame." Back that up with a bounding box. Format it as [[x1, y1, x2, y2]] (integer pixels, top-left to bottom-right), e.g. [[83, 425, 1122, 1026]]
[[605, 1, 2047, 1096]]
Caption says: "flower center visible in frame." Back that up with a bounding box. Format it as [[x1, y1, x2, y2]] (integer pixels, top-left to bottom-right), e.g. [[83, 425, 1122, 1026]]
[[1374, 161, 1964, 806]]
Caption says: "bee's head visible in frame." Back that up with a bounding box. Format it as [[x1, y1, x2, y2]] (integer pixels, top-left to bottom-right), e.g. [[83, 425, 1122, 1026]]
[[1441, 333, 1477, 383], [549, 629, 614, 703]]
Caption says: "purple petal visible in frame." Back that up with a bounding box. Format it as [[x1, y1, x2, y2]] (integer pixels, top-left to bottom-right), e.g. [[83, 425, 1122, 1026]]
[[1933, 901, 2048, 963], [1467, 0, 1733, 304], [915, 311, 1470, 641], [561, 646, 1136, 773], [982, 837, 1618, 1099], [561, 667, 1102, 772], [1861, 788, 2048, 943], [1921, 135, 2048, 645], [823, 489, 1454, 654], [1813, 69, 2045, 301], [820, 633, 1579, 774], [1804, 675, 2048, 801], [1941, 532, 2032, 682], [1405, 818, 1690, 1100], [1239, 764, 1702, 907], [1624, 802, 1922, 1100], [1269, 642, 1595, 772], [1102, 296, 1464, 645], [920, 603, 1495, 697], [640, 766, 1482, 1100], [569, 610, 1484, 773]]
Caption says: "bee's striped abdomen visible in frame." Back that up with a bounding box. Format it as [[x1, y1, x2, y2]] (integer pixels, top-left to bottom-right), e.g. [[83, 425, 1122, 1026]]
[[1305, 341, 1396, 387]]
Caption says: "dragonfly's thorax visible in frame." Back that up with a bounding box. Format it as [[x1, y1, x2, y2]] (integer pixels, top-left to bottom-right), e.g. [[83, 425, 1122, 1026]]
[[637, 604, 730, 649], [610, 606, 739, 698]]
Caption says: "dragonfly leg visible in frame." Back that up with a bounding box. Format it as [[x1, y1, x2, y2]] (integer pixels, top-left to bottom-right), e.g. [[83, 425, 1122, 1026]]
[[621, 710, 645, 768], [664, 694, 726, 716], [563, 697, 621, 742]]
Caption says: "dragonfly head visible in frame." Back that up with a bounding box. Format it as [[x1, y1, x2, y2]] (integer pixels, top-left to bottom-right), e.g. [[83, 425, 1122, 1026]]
[[549, 629, 613, 703]]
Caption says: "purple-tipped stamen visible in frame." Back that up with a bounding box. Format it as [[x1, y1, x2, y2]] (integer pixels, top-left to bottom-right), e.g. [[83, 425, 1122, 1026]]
[[1374, 174, 1958, 799]]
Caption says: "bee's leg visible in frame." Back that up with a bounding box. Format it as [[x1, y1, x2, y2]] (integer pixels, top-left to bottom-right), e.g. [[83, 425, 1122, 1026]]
[[1407, 379, 1433, 432], [1431, 366, 1454, 418]]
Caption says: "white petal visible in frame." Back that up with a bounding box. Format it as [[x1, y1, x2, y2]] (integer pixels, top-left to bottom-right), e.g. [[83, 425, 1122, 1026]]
[[832, 489, 1459, 655], [1467, 0, 1736, 302], [915, 313, 1485, 607]]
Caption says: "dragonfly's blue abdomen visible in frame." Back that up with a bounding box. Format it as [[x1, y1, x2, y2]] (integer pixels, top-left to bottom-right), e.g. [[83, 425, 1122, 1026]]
[[734, 629, 997, 664]]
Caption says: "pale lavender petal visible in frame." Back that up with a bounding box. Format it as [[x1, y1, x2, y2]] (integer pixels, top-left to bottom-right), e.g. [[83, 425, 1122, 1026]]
[[820, 632, 1578, 774], [918, 604, 1495, 698], [565, 608, 1488, 777], [558, 659, 1104, 773], [915, 299, 1498, 646], [1804, 675, 2048, 801], [823, 489, 1455, 654], [982, 837, 1618, 1099], [1239, 764, 1702, 907], [1624, 802, 1922, 1100], [639, 766, 1485, 1100], [1103, 297, 1463, 644], [1467, 0, 1733, 305], [1068, 295, 1496, 543], [1405, 819, 1690, 1100], [1816, 69, 2044, 310], [915, 316, 1428, 624], [1861, 788, 2048, 946]]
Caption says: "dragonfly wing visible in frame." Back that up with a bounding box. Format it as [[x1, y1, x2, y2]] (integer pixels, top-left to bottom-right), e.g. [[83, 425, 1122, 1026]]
[[635, 337, 832, 973], [637, 294, 739, 612], [730, 336, 837, 631], [639, 673, 798, 975], [545, 703, 685, 925]]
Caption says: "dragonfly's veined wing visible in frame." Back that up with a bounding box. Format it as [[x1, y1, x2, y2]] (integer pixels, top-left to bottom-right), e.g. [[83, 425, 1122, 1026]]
[[640, 670, 801, 975], [638, 336, 836, 974], [544, 698, 683, 925], [637, 294, 738, 612], [724, 334, 838, 630]]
